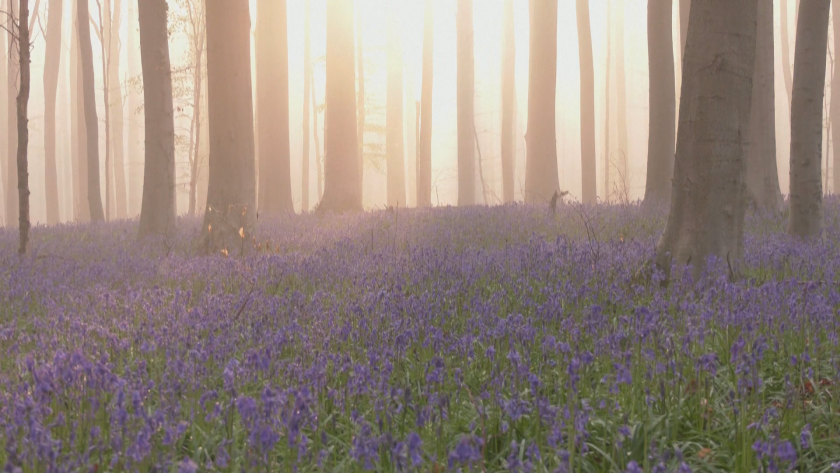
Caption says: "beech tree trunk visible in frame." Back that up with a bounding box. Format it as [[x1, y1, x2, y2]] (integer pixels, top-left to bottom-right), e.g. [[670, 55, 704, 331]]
[[127, 0, 142, 217], [302, 0, 311, 212], [71, 0, 90, 222], [138, 0, 176, 237], [312, 69, 323, 201], [256, 0, 293, 214], [0, 0, 6, 225], [456, 0, 475, 206], [746, 0, 783, 212], [202, 0, 257, 247], [500, 0, 515, 204], [6, 0, 18, 226], [833, 0, 840, 195], [386, 3, 405, 208], [576, 0, 597, 204], [16, 0, 31, 252], [43, 0, 63, 225], [319, 0, 362, 212], [417, 0, 433, 207], [679, 0, 689, 58], [78, 0, 105, 222], [644, 0, 675, 205], [356, 4, 365, 194], [615, 0, 628, 199], [781, 0, 794, 109], [655, 0, 758, 279], [187, 9, 206, 217], [604, 0, 611, 201], [108, 0, 127, 219], [96, 0, 113, 221], [788, 0, 831, 238]]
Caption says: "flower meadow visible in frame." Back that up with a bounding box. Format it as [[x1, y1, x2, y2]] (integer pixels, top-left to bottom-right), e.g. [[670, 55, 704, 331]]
[[2, 202, 840, 472]]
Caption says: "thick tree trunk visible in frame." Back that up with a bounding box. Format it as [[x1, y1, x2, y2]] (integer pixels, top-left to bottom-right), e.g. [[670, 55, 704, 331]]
[[108, 0, 127, 219], [356, 4, 365, 195], [500, 0, 515, 204], [6, 0, 18, 226], [788, 0, 831, 238], [576, 0, 597, 204], [138, 0, 176, 237], [833, 0, 840, 194], [679, 0, 689, 58], [302, 0, 311, 212], [603, 0, 611, 201], [71, 0, 90, 223], [781, 0, 794, 109], [746, 0, 783, 212], [43, 0, 62, 225], [319, 0, 362, 212], [615, 0, 628, 199], [202, 0, 257, 247], [456, 0, 475, 206], [17, 0, 31, 252], [256, 0, 293, 214], [386, 4, 405, 208], [524, 0, 559, 204], [644, 0, 675, 205], [655, 0, 758, 279], [78, 0, 105, 222], [417, 0, 433, 207], [0, 0, 6, 225]]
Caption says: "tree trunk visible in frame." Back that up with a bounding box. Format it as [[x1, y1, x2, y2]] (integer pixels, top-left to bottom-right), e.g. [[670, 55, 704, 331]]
[[576, 0, 597, 204], [781, 0, 794, 109], [679, 0, 689, 58], [654, 0, 758, 279], [386, 3, 405, 208], [644, 0, 675, 205], [417, 0, 433, 207], [43, 0, 63, 225], [97, 0, 113, 221], [71, 0, 90, 223], [615, 0, 628, 199], [107, 0, 127, 219], [187, 24, 205, 217], [138, 0, 176, 237], [0, 0, 6, 225], [256, 0, 293, 214], [312, 69, 323, 201], [746, 0, 783, 212], [832, 0, 840, 195], [603, 0, 611, 201], [356, 3, 365, 196], [319, 0, 361, 212], [6, 0, 19, 226], [202, 0, 257, 247], [78, 0, 105, 222], [127, 0, 142, 218], [500, 0, 515, 204], [302, 0, 311, 212], [456, 0, 475, 206], [788, 0, 831, 238], [16, 0, 31, 252]]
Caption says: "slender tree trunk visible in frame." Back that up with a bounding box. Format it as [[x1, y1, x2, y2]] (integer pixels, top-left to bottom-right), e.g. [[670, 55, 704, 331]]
[[417, 0, 433, 207], [97, 0, 113, 221], [832, 0, 840, 194], [655, 0, 758, 279], [319, 0, 362, 212], [43, 0, 63, 225], [576, 0, 597, 204], [17, 0, 30, 252], [500, 0, 515, 204], [746, 0, 783, 212], [127, 0, 142, 217], [356, 4, 365, 195], [6, 0, 19, 226], [107, 0, 127, 219], [188, 21, 205, 217], [256, 0, 293, 214], [781, 0, 794, 109], [679, 0, 689, 58], [312, 69, 323, 201], [386, 3, 405, 208], [302, 0, 311, 212], [456, 0, 475, 206], [615, 0, 628, 199], [202, 0, 257, 247], [789, 0, 831, 238], [644, 0, 675, 205], [603, 0, 611, 201], [78, 0, 105, 222], [0, 0, 6, 225], [71, 0, 90, 222]]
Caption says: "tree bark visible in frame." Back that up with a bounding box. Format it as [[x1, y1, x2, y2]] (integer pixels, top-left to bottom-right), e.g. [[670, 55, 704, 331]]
[[386, 3, 405, 208], [6, 0, 18, 226], [71, 0, 90, 223], [679, 0, 689, 58], [43, 0, 63, 225], [78, 0, 105, 222], [256, 0, 293, 214], [644, 0, 675, 205], [417, 0, 433, 207], [832, 0, 840, 194], [576, 0, 597, 204], [0, 0, 6, 225], [746, 0, 783, 212], [16, 0, 31, 252], [107, 0, 127, 219], [356, 3, 365, 196], [456, 0, 475, 206], [655, 0, 758, 279], [302, 0, 311, 212], [96, 0, 113, 221], [319, 0, 362, 212], [781, 0, 794, 109], [127, 0, 142, 217], [500, 0, 515, 204], [788, 0, 831, 238], [604, 0, 611, 201], [615, 0, 628, 199], [202, 0, 257, 247]]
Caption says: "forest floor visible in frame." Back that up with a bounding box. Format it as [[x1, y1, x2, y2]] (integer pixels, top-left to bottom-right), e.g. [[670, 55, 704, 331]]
[[1, 202, 840, 472]]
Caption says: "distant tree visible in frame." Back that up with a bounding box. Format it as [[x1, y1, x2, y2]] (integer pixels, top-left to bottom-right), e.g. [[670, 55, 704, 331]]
[[576, 0, 596, 203], [43, 0, 62, 225], [745, 0, 782, 212], [108, 0, 127, 219], [15, 0, 31, 252], [302, 0, 311, 212], [386, 2, 405, 208], [417, 0, 433, 207], [202, 0, 256, 248], [91, 0, 115, 220], [356, 2, 365, 195], [655, 0, 758, 279], [71, 0, 90, 222], [256, 0, 293, 214], [319, 0, 361, 212], [5, 0, 18, 226], [603, 0, 611, 202], [127, 0, 143, 217], [789, 0, 831, 238], [833, 0, 840, 194], [456, 0, 475, 206], [614, 0, 628, 200], [78, 0, 105, 222], [644, 0, 675, 205], [138, 0, 176, 237], [500, 0, 515, 203]]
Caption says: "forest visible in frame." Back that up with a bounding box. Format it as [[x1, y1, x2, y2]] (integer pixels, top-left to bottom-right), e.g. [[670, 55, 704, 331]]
[[2, 0, 840, 471]]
